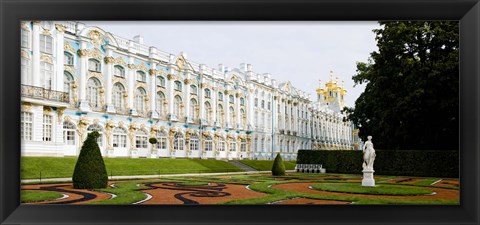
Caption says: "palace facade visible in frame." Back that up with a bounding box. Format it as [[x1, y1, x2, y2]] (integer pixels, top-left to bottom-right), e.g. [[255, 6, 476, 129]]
[[20, 21, 362, 160]]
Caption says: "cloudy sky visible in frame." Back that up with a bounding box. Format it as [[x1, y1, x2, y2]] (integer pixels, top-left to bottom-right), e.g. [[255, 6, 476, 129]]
[[85, 21, 381, 107]]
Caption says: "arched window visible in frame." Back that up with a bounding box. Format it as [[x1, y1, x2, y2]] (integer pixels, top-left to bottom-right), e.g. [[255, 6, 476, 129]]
[[113, 83, 125, 112], [174, 133, 184, 151], [190, 133, 199, 151], [63, 121, 76, 145], [136, 71, 146, 82], [156, 130, 168, 150], [157, 76, 165, 87], [204, 89, 211, 98], [87, 124, 103, 147], [261, 138, 265, 152], [216, 104, 223, 125], [114, 65, 125, 77], [88, 59, 101, 72], [64, 72, 73, 100], [218, 92, 223, 101], [217, 137, 225, 151], [254, 98, 258, 107], [135, 129, 148, 149], [189, 98, 198, 121], [229, 106, 235, 124], [240, 109, 246, 127], [174, 95, 182, 117], [240, 97, 245, 106], [86, 78, 101, 109], [113, 127, 127, 148], [190, 85, 197, 94], [229, 95, 234, 104], [156, 92, 165, 116], [41, 62, 53, 89], [134, 88, 146, 115], [174, 81, 182, 91], [64, 52, 74, 65], [39, 34, 52, 54], [204, 136, 213, 151], [204, 102, 212, 124]]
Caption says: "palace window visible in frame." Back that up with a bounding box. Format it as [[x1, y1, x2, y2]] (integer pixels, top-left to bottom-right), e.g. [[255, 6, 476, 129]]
[[64, 52, 74, 65], [21, 112, 33, 141], [136, 71, 146, 82], [63, 121, 76, 145], [261, 100, 265, 109], [190, 85, 197, 95], [42, 115, 53, 142], [204, 102, 212, 124], [267, 101, 271, 110], [216, 104, 223, 125], [114, 65, 125, 77], [134, 88, 147, 115], [21, 58, 31, 85], [218, 138, 225, 151], [135, 129, 148, 149], [229, 106, 235, 125], [190, 134, 199, 151], [113, 83, 125, 112], [218, 92, 223, 101], [240, 139, 247, 152], [113, 127, 127, 148], [254, 98, 258, 107], [156, 131, 167, 150], [88, 59, 101, 72], [204, 136, 213, 151], [156, 92, 165, 116], [39, 35, 53, 54], [64, 72, 73, 101], [229, 141, 236, 152], [174, 95, 182, 117], [240, 97, 245, 106], [41, 62, 53, 89], [229, 95, 234, 104], [86, 78, 101, 109], [204, 89, 211, 98], [174, 81, 182, 91], [21, 29, 30, 48], [240, 109, 246, 127], [190, 98, 198, 121], [253, 138, 258, 151], [87, 124, 103, 147], [174, 133, 184, 151], [261, 138, 265, 152], [157, 76, 165, 87]]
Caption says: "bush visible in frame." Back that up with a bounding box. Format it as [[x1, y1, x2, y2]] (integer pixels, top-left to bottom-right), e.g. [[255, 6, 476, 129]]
[[296, 150, 459, 178], [72, 131, 108, 189], [149, 137, 158, 145], [271, 153, 286, 176]]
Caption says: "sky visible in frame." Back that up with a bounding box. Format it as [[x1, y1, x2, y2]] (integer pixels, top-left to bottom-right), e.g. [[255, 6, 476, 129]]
[[84, 21, 381, 108]]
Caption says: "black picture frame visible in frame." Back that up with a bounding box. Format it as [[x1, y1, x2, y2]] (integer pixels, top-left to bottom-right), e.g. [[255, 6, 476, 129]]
[[1, 0, 479, 224]]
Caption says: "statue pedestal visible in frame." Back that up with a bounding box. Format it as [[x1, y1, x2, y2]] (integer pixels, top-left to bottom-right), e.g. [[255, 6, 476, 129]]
[[362, 169, 375, 187]]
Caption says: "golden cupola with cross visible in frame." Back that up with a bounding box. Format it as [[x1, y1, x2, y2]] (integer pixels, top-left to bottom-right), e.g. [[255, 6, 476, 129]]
[[316, 69, 347, 112]]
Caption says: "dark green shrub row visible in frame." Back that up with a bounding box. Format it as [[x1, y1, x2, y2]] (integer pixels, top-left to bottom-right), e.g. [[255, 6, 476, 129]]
[[296, 150, 459, 178]]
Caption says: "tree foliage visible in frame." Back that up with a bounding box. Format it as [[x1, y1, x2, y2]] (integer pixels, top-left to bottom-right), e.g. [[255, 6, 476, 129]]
[[271, 153, 286, 176], [344, 21, 458, 150], [72, 131, 108, 189]]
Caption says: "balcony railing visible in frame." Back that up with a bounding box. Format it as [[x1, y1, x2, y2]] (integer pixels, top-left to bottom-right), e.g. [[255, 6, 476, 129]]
[[21, 84, 69, 103]]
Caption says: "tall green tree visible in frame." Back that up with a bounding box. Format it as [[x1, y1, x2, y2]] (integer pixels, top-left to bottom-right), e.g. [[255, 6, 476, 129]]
[[72, 131, 108, 189], [344, 21, 458, 150]]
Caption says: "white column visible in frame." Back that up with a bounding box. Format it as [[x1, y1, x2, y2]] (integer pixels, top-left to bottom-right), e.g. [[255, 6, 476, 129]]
[[226, 90, 231, 128], [236, 94, 241, 129], [105, 47, 115, 113], [247, 88, 254, 129], [149, 62, 159, 119], [54, 24, 64, 92], [185, 72, 191, 123], [212, 84, 217, 126], [127, 56, 137, 115], [32, 21, 41, 87], [78, 40, 90, 112], [167, 63, 176, 120]]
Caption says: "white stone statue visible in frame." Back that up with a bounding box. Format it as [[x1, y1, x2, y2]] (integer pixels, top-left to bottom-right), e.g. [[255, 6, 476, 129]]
[[362, 136, 376, 171]]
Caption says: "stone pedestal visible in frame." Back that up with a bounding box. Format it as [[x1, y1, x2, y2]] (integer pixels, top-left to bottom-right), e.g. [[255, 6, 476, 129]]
[[362, 169, 375, 186]]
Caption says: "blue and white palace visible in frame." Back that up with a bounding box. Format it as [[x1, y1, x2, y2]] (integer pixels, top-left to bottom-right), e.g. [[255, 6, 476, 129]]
[[20, 21, 362, 160]]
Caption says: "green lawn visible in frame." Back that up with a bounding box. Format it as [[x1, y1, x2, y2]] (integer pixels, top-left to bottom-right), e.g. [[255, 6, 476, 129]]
[[22, 157, 243, 179], [21, 190, 63, 203], [239, 160, 296, 171], [311, 183, 433, 196]]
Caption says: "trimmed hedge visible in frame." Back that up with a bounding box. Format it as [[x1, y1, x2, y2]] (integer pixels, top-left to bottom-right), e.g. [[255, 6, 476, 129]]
[[297, 150, 459, 178], [72, 131, 108, 189], [271, 153, 286, 176]]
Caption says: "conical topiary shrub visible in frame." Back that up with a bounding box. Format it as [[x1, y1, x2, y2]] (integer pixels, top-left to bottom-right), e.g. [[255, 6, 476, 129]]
[[271, 153, 286, 176], [72, 131, 108, 189]]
